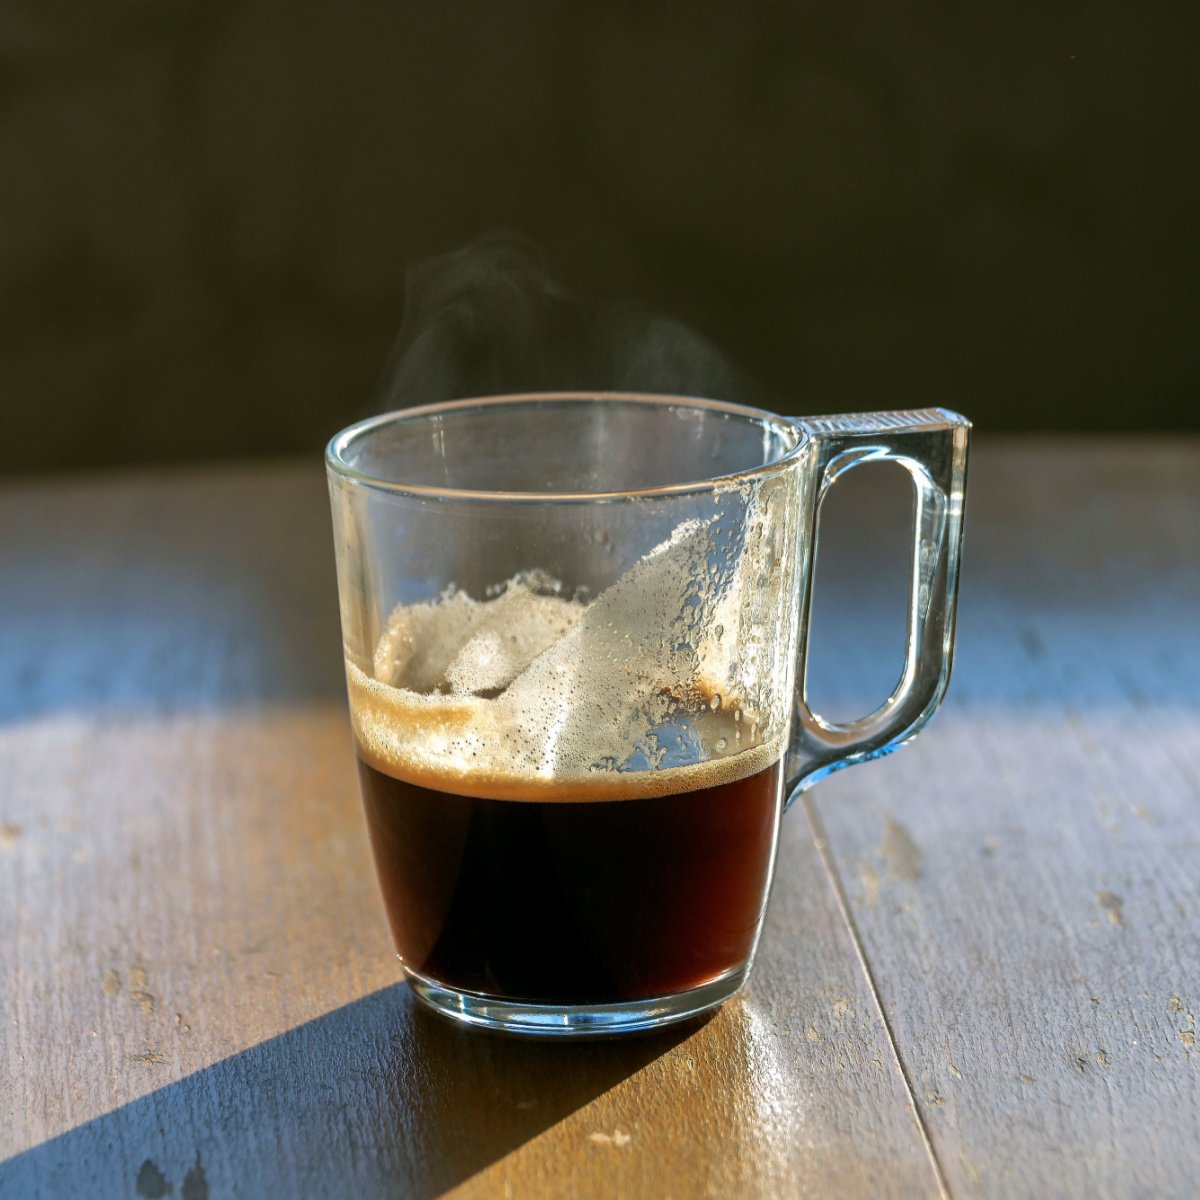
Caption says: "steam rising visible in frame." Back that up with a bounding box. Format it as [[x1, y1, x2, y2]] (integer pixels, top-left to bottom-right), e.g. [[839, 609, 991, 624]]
[[380, 232, 740, 407]]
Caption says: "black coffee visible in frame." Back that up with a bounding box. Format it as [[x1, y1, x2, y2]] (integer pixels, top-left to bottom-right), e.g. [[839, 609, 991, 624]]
[[358, 755, 783, 1005]]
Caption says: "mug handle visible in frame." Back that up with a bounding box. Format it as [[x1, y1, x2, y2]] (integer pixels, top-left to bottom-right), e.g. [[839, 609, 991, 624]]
[[784, 408, 971, 804]]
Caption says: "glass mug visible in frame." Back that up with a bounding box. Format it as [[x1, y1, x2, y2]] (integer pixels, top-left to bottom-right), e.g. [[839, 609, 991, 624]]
[[326, 393, 969, 1036]]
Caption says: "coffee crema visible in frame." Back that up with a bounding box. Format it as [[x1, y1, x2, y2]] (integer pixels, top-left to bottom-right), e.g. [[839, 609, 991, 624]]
[[348, 661, 782, 803]]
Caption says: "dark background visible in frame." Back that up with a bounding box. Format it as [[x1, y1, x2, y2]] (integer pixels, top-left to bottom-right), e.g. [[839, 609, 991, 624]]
[[3, 1, 1195, 475]]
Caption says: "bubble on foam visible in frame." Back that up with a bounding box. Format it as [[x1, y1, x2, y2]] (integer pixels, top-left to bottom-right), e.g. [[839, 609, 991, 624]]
[[444, 587, 583, 695], [349, 510, 791, 801]]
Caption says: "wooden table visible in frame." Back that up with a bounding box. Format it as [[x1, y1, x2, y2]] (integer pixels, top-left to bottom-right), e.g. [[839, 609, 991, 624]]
[[2, 439, 1197, 1198]]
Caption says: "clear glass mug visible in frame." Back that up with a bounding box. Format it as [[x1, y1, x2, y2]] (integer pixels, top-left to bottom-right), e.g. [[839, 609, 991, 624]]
[[326, 394, 969, 1036]]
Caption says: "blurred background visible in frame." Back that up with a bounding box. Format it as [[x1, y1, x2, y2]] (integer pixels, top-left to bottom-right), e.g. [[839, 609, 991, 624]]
[[3, 1, 1195, 476]]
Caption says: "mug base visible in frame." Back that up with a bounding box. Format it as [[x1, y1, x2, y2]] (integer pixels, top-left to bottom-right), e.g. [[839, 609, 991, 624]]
[[404, 964, 749, 1038]]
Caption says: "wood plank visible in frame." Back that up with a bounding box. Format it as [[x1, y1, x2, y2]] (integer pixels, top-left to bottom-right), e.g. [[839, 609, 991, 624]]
[[807, 438, 1200, 1198], [0, 463, 936, 1198]]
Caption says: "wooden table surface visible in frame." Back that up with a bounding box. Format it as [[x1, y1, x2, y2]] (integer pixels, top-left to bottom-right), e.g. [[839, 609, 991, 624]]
[[1, 439, 1197, 1199]]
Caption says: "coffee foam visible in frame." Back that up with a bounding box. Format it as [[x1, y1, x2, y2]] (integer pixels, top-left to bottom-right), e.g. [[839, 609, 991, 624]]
[[348, 518, 788, 802], [373, 577, 583, 696], [348, 664, 781, 801]]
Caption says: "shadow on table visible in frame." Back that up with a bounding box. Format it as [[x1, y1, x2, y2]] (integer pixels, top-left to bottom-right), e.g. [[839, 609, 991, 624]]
[[0, 984, 703, 1199]]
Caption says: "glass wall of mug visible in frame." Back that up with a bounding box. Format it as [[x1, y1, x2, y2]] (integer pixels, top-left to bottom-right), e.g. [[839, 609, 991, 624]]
[[327, 393, 969, 1035]]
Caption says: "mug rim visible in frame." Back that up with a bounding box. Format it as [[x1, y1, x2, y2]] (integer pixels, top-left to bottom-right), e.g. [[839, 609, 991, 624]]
[[325, 391, 809, 503]]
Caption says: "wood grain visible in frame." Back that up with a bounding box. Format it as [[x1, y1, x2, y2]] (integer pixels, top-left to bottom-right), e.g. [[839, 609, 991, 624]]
[[0, 462, 935, 1198], [807, 438, 1200, 1198], [4, 441, 1195, 1198]]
